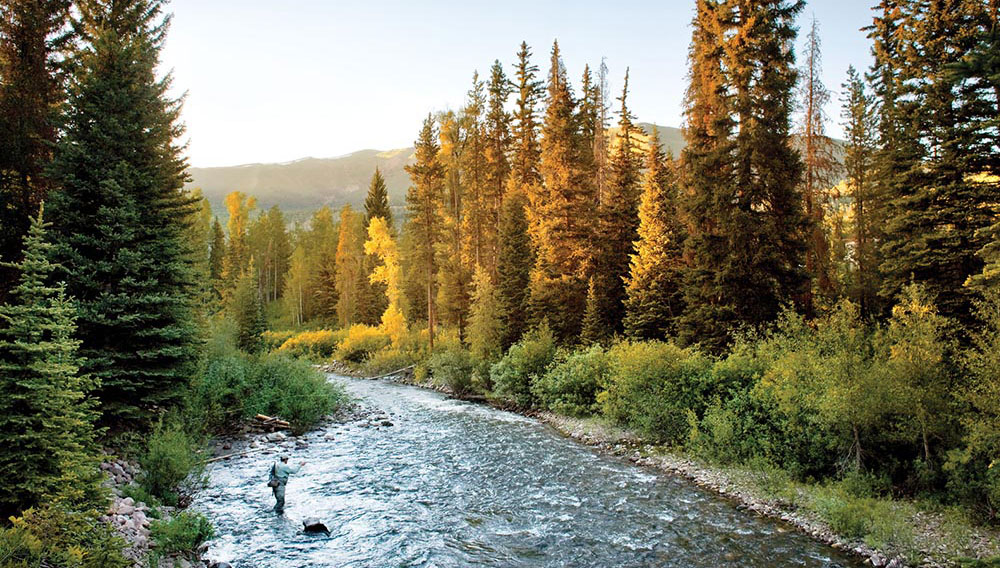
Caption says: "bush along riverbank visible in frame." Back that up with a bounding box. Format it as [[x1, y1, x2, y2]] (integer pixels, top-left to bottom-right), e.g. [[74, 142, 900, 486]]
[[301, 291, 1000, 567]]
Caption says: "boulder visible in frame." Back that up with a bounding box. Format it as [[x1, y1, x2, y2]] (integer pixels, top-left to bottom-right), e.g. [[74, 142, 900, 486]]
[[302, 518, 331, 536]]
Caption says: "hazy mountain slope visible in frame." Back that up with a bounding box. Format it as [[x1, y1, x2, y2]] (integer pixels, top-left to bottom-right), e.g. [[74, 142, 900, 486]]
[[185, 123, 838, 218]]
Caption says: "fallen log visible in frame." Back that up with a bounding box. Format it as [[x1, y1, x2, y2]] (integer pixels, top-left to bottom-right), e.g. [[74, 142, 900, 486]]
[[369, 364, 416, 381], [254, 414, 290, 428]]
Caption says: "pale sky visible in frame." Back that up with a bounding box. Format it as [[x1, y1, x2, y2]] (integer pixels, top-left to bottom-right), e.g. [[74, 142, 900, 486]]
[[160, 0, 877, 168]]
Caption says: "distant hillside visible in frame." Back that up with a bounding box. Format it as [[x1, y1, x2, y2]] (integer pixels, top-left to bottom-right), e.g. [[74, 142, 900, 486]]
[[186, 123, 838, 218]]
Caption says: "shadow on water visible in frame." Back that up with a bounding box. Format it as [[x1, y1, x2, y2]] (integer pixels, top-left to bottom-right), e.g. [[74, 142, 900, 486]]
[[191, 375, 863, 568]]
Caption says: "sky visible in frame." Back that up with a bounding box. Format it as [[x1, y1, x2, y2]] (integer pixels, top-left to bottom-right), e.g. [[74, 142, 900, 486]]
[[160, 0, 877, 168]]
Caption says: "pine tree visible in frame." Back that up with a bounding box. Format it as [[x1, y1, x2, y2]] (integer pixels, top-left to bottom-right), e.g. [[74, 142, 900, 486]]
[[460, 72, 490, 270], [679, 0, 807, 352], [798, 17, 838, 310], [579, 276, 603, 345], [840, 66, 879, 317], [0, 206, 102, 519], [528, 41, 590, 342], [877, 0, 997, 324], [496, 191, 532, 350], [405, 114, 445, 348], [509, 41, 543, 192], [483, 60, 513, 274], [364, 167, 393, 229], [209, 217, 226, 299], [593, 69, 641, 335], [624, 135, 684, 340], [435, 111, 471, 337], [0, 1, 71, 299], [48, 0, 199, 426], [233, 257, 265, 353]]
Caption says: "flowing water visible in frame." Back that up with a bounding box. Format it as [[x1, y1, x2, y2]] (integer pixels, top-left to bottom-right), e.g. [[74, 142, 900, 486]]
[[192, 375, 861, 567]]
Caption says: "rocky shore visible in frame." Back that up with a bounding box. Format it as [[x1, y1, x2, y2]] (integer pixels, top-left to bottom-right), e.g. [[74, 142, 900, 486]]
[[314, 362, 999, 568]]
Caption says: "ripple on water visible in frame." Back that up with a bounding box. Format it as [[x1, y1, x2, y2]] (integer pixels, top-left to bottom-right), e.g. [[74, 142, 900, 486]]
[[191, 375, 863, 568]]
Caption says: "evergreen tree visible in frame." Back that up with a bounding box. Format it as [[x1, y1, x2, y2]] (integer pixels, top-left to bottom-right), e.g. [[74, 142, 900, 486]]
[[840, 66, 879, 317], [303, 206, 338, 322], [509, 41, 543, 192], [467, 265, 502, 363], [364, 167, 393, 229], [624, 135, 684, 340], [877, 0, 997, 324], [48, 0, 199, 426], [248, 205, 291, 304], [483, 59, 512, 274], [0, 206, 103, 519], [208, 217, 225, 297], [436, 111, 471, 336], [528, 41, 590, 342], [579, 276, 603, 345], [496, 192, 532, 350], [233, 257, 265, 353], [0, 1, 71, 299], [593, 69, 641, 335], [679, 0, 807, 352], [460, 72, 490, 270], [797, 17, 838, 310], [405, 114, 445, 347], [184, 189, 214, 319]]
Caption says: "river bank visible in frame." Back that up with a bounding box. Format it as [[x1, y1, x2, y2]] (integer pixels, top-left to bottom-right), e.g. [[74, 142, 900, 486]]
[[313, 362, 1000, 568]]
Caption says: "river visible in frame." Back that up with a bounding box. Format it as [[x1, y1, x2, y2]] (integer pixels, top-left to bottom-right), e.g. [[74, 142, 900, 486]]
[[191, 374, 862, 567]]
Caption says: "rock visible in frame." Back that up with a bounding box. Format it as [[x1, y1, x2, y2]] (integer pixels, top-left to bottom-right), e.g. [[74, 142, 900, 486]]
[[266, 432, 286, 442], [380, 420, 394, 427], [209, 563, 232, 568], [118, 503, 135, 516], [197, 541, 210, 555], [222, 442, 232, 450], [177, 558, 193, 568], [133, 510, 149, 527], [302, 518, 331, 535], [885, 558, 904, 568]]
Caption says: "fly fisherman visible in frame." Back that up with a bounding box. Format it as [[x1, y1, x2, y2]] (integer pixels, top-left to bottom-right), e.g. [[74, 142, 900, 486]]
[[268, 455, 305, 514]]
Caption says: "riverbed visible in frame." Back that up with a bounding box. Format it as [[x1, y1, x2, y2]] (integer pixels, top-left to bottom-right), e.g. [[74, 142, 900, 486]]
[[191, 374, 863, 567]]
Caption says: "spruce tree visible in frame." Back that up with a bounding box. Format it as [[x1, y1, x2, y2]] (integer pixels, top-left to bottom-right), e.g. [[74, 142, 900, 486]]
[[0, 206, 102, 519], [209, 217, 226, 301], [0, 1, 71, 299], [876, 0, 997, 324], [579, 276, 603, 345], [483, 60, 513, 274], [48, 0, 199, 426], [496, 192, 532, 350], [528, 41, 590, 342], [460, 72, 490, 270], [624, 135, 684, 340], [679, 0, 807, 351], [233, 257, 265, 353], [840, 66, 879, 317], [404, 114, 445, 347], [364, 167, 393, 229], [509, 41, 543, 192], [435, 111, 471, 336], [593, 69, 641, 336]]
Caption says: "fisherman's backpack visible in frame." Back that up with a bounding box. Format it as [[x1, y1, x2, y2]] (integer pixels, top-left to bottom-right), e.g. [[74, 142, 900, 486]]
[[267, 463, 280, 488]]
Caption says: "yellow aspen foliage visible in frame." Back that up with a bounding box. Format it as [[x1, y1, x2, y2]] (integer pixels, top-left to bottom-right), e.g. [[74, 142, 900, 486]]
[[365, 217, 407, 345]]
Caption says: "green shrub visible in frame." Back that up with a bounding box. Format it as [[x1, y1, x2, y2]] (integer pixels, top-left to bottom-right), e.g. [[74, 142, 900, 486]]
[[600, 340, 713, 444], [336, 325, 391, 363], [149, 511, 214, 555], [0, 506, 129, 568], [119, 484, 162, 518], [688, 401, 739, 463], [428, 345, 476, 395], [490, 323, 556, 408], [532, 345, 607, 416], [245, 354, 347, 434], [189, 353, 252, 433], [809, 485, 914, 551], [137, 422, 204, 506], [363, 347, 418, 376]]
